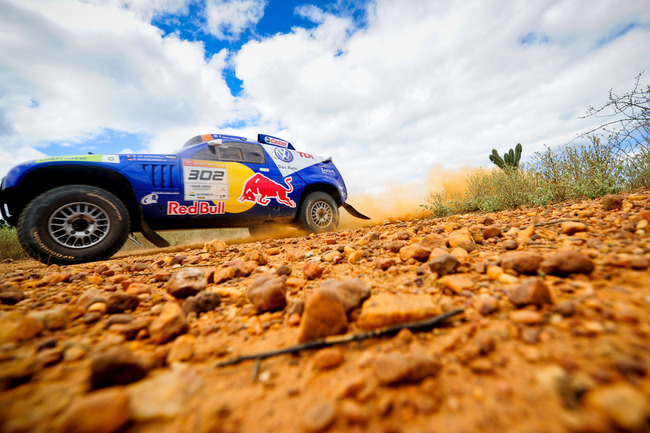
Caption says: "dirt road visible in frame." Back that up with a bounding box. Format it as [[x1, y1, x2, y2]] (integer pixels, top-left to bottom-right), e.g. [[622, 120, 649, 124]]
[[1, 191, 649, 432]]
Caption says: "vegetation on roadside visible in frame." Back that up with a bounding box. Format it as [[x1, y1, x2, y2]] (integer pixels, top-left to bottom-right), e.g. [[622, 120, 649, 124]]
[[422, 72, 650, 218], [0, 220, 29, 261]]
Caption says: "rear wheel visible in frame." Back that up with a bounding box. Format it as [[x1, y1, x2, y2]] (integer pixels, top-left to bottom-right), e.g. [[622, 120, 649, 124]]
[[17, 185, 130, 264], [297, 192, 339, 233]]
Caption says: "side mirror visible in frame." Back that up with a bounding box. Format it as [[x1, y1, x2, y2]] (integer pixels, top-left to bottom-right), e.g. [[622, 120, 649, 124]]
[[207, 139, 223, 147], [322, 156, 332, 163]]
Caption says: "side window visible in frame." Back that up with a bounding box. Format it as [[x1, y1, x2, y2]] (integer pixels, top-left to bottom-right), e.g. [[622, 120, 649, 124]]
[[189, 142, 266, 164], [189, 146, 218, 161]]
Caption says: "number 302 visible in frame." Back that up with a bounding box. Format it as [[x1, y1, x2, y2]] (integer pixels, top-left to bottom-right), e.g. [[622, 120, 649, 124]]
[[188, 169, 225, 181]]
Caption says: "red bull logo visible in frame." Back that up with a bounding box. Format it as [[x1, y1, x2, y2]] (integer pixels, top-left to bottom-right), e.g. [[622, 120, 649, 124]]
[[168, 201, 225, 215], [238, 173, 296, 207]]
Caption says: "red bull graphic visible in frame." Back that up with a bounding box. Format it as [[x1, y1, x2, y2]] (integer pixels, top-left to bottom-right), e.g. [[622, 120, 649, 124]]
[[238, 173, 296, 207], [168, 201, 225, 215]]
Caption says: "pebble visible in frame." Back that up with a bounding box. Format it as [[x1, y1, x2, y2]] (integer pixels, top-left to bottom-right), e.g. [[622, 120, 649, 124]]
[[372, 353, 441, 385], [319, 278, 370, 313], [298, 288, 348, 343], [584, 383, 648, 431], [90, 347, 149, 389], [127, 368, 200, 421], [439, 274, 475, 294], [499, 251, 543, 275], [561, 221, 587, 235], [30, 307, 68, 331], [165, 268, 206, 299], [540, 251, 595, 276], [57, 387, 130, 433], [502, 239, 519, 250], [302, 400, 336, 433], [209, 266, 236, 284], [427, 253, 460, 275], [601, 195, 623, 210], [0, 311, 44, 344], [247, 275, 287, 312], [0, 284, 25, 305], [167, 334, 195, 363], [312, 347, 344, 370], [507, 278, 553, 307], [106, 293, 140, 314], [509, 310, 545, 325], [182, 291, 221, 315], [357, 293, 441, 330], [148, 302, 188, 344], [399, 244, 431, 262], [203, 239, 227, 252], [482, 226, 502, 239], [303, 262, 324, 280]]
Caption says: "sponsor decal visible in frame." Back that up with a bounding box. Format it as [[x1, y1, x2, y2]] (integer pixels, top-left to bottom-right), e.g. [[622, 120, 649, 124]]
[[273, 147, 294, 163], [183, 159, 228, 201], [35, 155, 120, 164], [264, 136, 289, 147], [297, 151, 314, 159], [141, 193, 158, 205], [238, 173, 296, 207], [320, 167, 336, 175], [167, 201, 226, 215]]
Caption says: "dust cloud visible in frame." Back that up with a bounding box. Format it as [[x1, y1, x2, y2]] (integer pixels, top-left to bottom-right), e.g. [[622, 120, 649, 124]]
[[340, 165, 479, 229]]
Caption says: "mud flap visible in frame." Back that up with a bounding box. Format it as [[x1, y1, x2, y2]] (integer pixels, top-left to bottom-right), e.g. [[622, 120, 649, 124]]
[[342, 203, 370, 220], [140, 216, 170, 247]]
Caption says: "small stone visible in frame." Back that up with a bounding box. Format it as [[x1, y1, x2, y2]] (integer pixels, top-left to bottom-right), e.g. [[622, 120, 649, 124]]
[[127, 368, 200, 421], [418, 234, 446, 249], [319, 278, 370, 313], [509, 310, 545, 325], [167, 334, 195, 363], [357, 293, 441, 330], [209, 266, 237, 284], [90, 347, 149, 389], [387, 240, 407, 253], [182, 291, 221, 315], [304, 262, 324, 280], [204, 239, 227, 252], [482, 226, 502, 239], [0, 284, 25, 305], [502, 239, 518, 250], [554, 300, 576, 317], [83, 311, 103, 324], [507, 278, 553, 307], [476, 295, 498, 315], [106, 293, 140, 314], [149, 302, 188, 344], [165, 268, 206, 299], [88, 302, 107, 314], [340, 399, 369, 425], [500, 251, 543, 275], [372, 353, 441, 385], [376, 258, 398, 270], [439, 274, 475, 294], [87, 275, 104, 285], [540, 251, 594, 276], [58, 387, 130, 433], [302, 400, 336, 433], [602, 195, 623, 211], [561, 221, 587, 235], [448, 227, 474, 249], [427, 253, 460, 275], [0, 311, 44, 344], [399, 244, 431, 262], [29, 307, 68, 331], [584, 383, 648, 431], [298, 288, 348, 343], [247, 275, 287, 312], [276, 265, 292, 276], [312, 347, 344, 370]]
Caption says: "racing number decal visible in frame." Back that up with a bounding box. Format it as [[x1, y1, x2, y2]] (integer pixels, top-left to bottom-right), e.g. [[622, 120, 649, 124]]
[[182, 160, 228, 201], [187, 169, 225, 182]]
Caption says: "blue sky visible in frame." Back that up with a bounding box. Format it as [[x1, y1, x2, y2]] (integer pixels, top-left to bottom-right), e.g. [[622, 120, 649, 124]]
[[1, 0, 650, 199]]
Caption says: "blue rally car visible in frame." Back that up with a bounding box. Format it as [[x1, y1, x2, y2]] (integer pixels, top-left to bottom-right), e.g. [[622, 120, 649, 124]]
[[0, 133, 368, 264]]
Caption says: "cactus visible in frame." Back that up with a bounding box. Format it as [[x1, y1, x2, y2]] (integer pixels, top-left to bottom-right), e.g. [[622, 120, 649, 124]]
[[490, 143, 522, 171]]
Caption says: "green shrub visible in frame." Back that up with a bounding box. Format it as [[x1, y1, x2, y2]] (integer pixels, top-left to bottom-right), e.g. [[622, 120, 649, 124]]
[[0, 226, 29, 261]]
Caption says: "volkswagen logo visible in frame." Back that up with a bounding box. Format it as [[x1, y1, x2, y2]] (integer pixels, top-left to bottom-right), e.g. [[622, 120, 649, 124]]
[[274, 147, 294, 163]]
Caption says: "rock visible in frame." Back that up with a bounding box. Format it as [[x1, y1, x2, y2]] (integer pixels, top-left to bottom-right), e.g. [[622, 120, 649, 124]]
[[247, 275, 287, 312], [167, 334, 195, 363], [182, 291, 221, 315], [0, 311, 44, 344], [204, 239, 227, 252], [209, 266, 237, 284], [399, 244, 431, 262], [584, 383, 648, 431], [372, 353, 441, 385], [340, 399, 369, 425], [0, 358, 38, 389], [302, 400, 336, 433], [165, 268, 206, 299], [312, 347, 344, 370], [509, 310, 545, 325], [276, 265, 292, 276], [418, 234, 446, 249], [376, 258, 398, 270], [298, 288, 348, 343], [29, 307, 68, 331], [319, 278, 370, 313], [169, 254, 186, 266], [387, 240, 407, 253], [540, 251, 594, 276], [499, 251, 543, 275], [57, 387, 130, 433], [106, 293, 140, 314], [507, 278, 553, 307], [482, 226, 502, 239], [502, 239, 518, 250], [149, 302, 188, 344], [602, 195, 623, 211], [357, 293, 441, 330], [0, 284, 25, 305], [476, 295, 499, 315], [304, 262, 324, 280], [448, 228, 474, 249], [127, 368, 200, 421], [561, 221, 587, 235], [438, 274, 475, 294], [90, 347, 149, 389], [427, 253, 460, 275]]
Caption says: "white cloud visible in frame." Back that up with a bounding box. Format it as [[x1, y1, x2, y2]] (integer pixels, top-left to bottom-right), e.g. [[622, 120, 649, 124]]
[[204, 0, 267, 40], [234, 0, 650, 196]]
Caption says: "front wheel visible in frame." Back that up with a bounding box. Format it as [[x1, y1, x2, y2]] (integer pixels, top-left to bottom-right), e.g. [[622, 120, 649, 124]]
[[297, 192, 339, 233], [17, 185, 130, 265]]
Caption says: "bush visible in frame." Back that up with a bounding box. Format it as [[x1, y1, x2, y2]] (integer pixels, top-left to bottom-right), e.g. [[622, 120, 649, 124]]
[[0, 226, 29, 261]]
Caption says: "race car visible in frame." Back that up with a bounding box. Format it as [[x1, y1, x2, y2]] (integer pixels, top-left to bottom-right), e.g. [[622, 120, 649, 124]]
[[0, 133, 369, 264]]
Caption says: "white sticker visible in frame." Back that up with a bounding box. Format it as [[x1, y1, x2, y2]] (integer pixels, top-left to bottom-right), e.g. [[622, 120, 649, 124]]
[[182, 159, 229, 201]]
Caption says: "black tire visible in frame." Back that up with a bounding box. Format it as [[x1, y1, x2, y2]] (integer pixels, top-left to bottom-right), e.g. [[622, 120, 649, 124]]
[[17, 185, 130, 265], [297, 192, 339, 233]]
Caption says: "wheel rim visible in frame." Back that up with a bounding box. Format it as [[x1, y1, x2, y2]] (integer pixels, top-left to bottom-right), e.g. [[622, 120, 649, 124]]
[[310, 201, 333, 228], [48, 202, 111, 249]]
